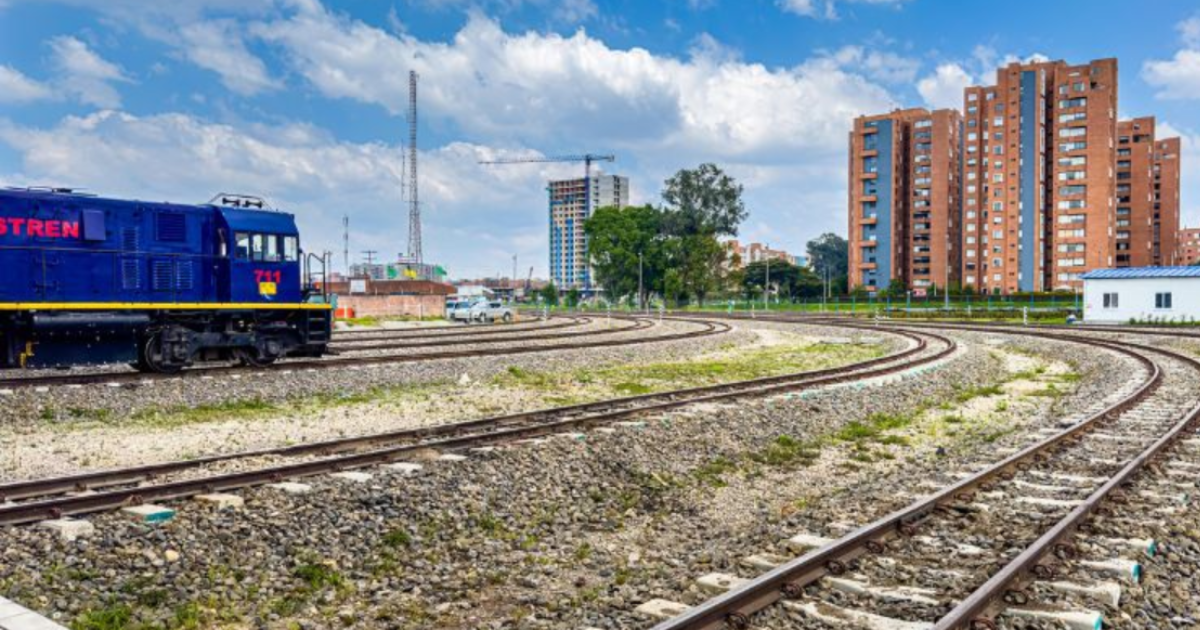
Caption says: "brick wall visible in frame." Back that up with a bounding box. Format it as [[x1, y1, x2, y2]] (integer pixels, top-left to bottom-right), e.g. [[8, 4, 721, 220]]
[[335, 294, 447, 319]]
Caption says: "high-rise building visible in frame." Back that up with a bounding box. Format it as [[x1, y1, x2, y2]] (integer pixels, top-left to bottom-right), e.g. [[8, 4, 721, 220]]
[[548, 174, 628, 292], [960, 58, 1118, 294], [848, 107, 962, 293], [1178, 227, 1200, 265], [1114, 118, 1181, 267]]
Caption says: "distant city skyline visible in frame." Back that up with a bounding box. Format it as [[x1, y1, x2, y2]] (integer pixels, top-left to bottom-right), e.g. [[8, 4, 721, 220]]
[[2, 1, 1200, 277]]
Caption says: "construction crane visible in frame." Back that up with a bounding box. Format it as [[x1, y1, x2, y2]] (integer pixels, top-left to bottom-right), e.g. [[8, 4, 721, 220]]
[[479, 153, 615, 214]]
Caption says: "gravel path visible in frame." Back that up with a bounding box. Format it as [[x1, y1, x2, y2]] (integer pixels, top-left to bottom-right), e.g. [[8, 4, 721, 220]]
[[0, 323, 1144, 630]]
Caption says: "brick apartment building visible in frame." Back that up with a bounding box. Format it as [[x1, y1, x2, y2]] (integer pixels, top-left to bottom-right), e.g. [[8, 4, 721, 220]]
[[1115, 118, 1181, 267], [849, 57, 1182, 295], [1179, 227, 1200, 265], [848, 107, 961, 292]]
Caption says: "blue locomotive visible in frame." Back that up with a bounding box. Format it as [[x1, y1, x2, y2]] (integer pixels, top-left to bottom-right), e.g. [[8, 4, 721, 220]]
[[0, 188, 332, 372]]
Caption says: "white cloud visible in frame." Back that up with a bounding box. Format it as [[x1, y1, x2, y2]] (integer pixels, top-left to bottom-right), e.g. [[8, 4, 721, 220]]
[[1143, 22, 1200, 101], [825, 45, 919, 84], [253, 7, 894, 157], [1179, 16, 1200, 48], [0, 65, 54, 103], [49, 36, 131, 108], [178, 20, 280, 95], [916, 63, 972, 109], [777, 0, 906, 20]]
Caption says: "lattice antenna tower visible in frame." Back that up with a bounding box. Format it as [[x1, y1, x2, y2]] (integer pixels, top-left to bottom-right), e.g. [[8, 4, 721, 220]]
[[342, 214, 350, 274], [406, 70, 422, 264]]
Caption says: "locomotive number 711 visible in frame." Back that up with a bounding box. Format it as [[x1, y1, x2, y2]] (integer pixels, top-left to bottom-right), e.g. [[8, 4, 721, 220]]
[[254, 270, 282, 284]]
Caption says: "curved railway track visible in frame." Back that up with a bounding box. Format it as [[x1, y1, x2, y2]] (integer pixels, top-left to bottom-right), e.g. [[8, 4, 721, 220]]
[[0, 316, 715, 390], [644, 321, 1200, 630], [331, 314, 588, 339], [329, 316, 644, 352], [0, 325, 955, 526]]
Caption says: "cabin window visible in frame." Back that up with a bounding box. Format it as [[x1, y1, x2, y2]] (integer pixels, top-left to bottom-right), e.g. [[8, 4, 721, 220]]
[[1102, 292, 1118, 308], [1156, 292, 1173, 309], [264, 234, 281, 262], [251, 233, 265, 261], [235, 232, 251, 259], [283, 236, 298, 262]]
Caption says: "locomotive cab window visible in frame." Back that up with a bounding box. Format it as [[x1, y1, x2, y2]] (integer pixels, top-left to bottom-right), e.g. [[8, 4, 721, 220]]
[[251, 234, 265, 261], [235, 232, 251, 259], [264, 234, 281, 262], [283, 236, 298, 262]]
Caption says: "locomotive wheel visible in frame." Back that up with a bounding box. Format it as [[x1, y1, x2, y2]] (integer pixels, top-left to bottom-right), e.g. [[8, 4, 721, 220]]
[[140, 332, 184, 374], [236, 348, 277, 368]]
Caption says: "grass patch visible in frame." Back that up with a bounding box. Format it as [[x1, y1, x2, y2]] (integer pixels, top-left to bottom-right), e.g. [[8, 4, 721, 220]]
[[75, 605, 133, 630], [693, 456, 738, 487], [292, 563, 344, 590]]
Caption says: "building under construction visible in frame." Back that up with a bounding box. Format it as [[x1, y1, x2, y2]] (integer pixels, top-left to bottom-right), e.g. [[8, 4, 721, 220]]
[[548, 174, 628, 293]]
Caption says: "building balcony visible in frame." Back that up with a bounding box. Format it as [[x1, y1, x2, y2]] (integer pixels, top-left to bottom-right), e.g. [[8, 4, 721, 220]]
[[861, 194, 878, 203], [858, 216, 878, 226], [861, 149, 879, 158], [857, 262, 878, 271], [861, 172, 878, 180]]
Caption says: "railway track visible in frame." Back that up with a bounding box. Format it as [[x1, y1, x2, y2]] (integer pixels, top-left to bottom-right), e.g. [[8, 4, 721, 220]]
[[0, 316, 713, 390], [0, 325, 955, 526], [641, 323, 1200, 630], [329, 315, 645, 352], [331, 314, 588, 339]]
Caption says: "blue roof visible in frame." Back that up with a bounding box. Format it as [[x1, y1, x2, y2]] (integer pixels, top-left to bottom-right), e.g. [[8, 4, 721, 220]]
[[1081, 266, 1200, 280]]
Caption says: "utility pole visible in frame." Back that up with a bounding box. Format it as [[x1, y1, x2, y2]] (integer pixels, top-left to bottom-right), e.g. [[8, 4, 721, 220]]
[[362, 250, 378, 266], [342, 215, 350, 275], [764, 247, 771, 310], [638, 251, 644, 312], [512, 254, 518, 293]]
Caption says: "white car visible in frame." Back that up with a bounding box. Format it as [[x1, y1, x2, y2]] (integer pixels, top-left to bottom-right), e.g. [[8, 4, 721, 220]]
[[480, 301, 514, 323]]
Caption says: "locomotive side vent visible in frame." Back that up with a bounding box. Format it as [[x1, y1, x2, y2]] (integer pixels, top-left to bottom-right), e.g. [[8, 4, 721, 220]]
[[121, 259, 141, 290], [156, 212, 186, 242], [176, 260, 194, 291], [152, 260, 174, 292], [120, 227, 141, 291]]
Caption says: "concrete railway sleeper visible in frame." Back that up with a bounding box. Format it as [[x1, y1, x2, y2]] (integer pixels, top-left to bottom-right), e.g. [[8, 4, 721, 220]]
[[0, 326, 954, 526], [639, 324, 1200, 630], [0, 316, 724, 390]]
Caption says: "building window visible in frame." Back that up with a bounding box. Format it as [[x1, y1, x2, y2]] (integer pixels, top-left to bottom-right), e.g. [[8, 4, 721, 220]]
[[1103, 293, 1119, 308], [1156, 292, 1173, 309]]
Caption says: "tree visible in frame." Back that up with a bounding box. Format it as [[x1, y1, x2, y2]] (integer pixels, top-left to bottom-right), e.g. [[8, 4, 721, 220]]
[[661, 163, 748, 237], [584, 205, 664, 305], [806, 233, 849, 292], [660, 164, 746, 305], [539, 282, 559, 306], [884, 278, 907, 298], [743, 259, 823, 301], [565, 288, 582, 308]]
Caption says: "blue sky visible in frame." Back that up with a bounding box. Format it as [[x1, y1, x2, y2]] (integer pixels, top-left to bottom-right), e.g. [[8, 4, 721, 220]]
[[3, 0, 1200, 278]]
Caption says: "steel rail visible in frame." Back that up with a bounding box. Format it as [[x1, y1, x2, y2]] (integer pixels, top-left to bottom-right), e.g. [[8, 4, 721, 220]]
[[0, 316, 723, 389], [0, 327, 954, 525], [329, 317, 645, 352], [648, 326, 1164, 630]]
